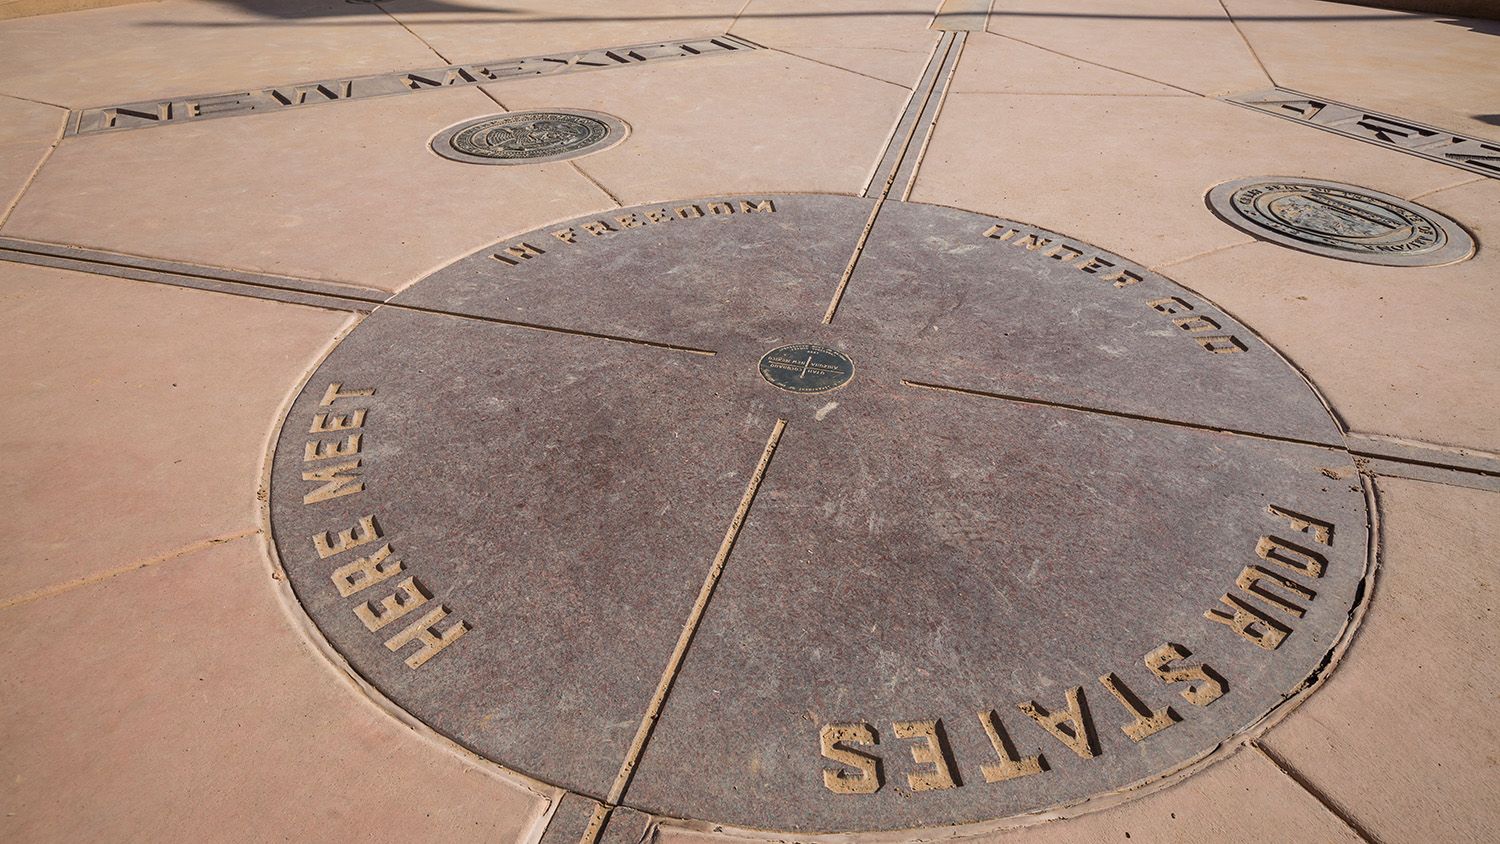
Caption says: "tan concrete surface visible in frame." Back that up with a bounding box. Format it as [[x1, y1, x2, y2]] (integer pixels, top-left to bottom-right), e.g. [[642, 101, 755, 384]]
[[0, 534, 552, 841], [0, 0, 150, 21], [386, 0, 745, 66], [1260, 476, 1500, 842], [655, 751, 1363, 843], [0, 87, 615, 291], [0, 0, 440, 108], [1336, 0, 1500, 19], [908, 92, 1467, 270], [950, 31, 1191, 96], [0, 262, 351, 603], [769, 44, 934, 89], [483, 49, 915, 204], [733, 0, 943, 53], [985, 0, 1272, 96], [0, 94, 64, 222], [1224, 0, 1500, 139], [1163, 177, 1500, 453]]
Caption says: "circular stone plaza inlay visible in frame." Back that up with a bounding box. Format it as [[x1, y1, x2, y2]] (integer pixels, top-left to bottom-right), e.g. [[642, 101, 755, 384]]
[[430, 109, 627, 165], [759, 343, 854, 393], [1207, 176, 1475, 266], [269, 195, 1370, 833]]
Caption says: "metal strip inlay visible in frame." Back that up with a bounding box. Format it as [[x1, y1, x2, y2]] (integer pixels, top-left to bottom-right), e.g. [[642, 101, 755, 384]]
[[1224, 87, 1500, 179], [66, 35, 762, 137]]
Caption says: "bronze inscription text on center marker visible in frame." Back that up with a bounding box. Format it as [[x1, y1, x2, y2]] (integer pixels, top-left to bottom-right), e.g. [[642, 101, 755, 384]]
[[758, 343, 854, 394]]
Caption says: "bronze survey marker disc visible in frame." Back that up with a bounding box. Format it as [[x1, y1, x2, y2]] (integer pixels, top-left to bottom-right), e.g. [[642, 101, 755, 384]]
[[759, 343, 854, 393], [268, 196, 1369, 833]]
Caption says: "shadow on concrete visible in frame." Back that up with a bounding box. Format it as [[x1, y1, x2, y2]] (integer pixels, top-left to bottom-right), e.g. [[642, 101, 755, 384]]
[[143, 0, 1461, 27]]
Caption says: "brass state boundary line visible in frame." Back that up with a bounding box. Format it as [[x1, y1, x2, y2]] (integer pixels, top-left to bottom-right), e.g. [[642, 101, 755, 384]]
[[906, 379, 1500, 488], [825, 30, 965, 324], [0, 238, 716, 357], [581, 418, 787, 844], [900, 379, 1345, 451], [1221, 87, 1500, 180]]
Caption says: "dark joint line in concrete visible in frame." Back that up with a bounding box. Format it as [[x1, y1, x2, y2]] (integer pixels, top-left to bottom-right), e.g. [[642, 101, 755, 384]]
[[1223, 87, 1500, 180], [586, 419, 787, 844], [899, 379, 1346, 452], [65, 34, 763, 137]]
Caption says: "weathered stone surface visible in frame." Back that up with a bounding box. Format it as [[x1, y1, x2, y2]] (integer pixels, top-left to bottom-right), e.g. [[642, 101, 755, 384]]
[[269, 196, 1368, 832]]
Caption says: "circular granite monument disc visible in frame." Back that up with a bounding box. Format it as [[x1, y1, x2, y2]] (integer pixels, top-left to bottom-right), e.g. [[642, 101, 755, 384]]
[[430, 109, 627, 165], [1207, 176, 1474, 266], [269, 195, 1369, 833]]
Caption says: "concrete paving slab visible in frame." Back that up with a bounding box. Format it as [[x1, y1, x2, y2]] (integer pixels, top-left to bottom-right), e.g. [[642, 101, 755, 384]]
[[1259, 476, 1500, 842], [482, 51, 916, 204], [0, 95, 64, 222], [768, 45, 935, 89], [909, 92, 1474, 270], [733, 0, 945, 53], [950, 31, 1191, 96], [0, 94, 62, 144], [1163, 177, 1500, 453], [985, 0, 1272, 96], [0, 86, 614, 291], [0, 0, 441, 108], [0, 262, 350, 603], [1222, 0, 1500, 140], [385, 0, 745, 66], [654, 749, 1364, 842], [0, 534, 553, 841]]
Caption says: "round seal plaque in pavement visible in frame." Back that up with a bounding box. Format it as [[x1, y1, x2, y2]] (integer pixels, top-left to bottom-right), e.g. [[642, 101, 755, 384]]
[[430, 108, 627, 165], [759, 343, 854, 393], [268, 196, 1370, 834], [1207, 176, 1474, 266]]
